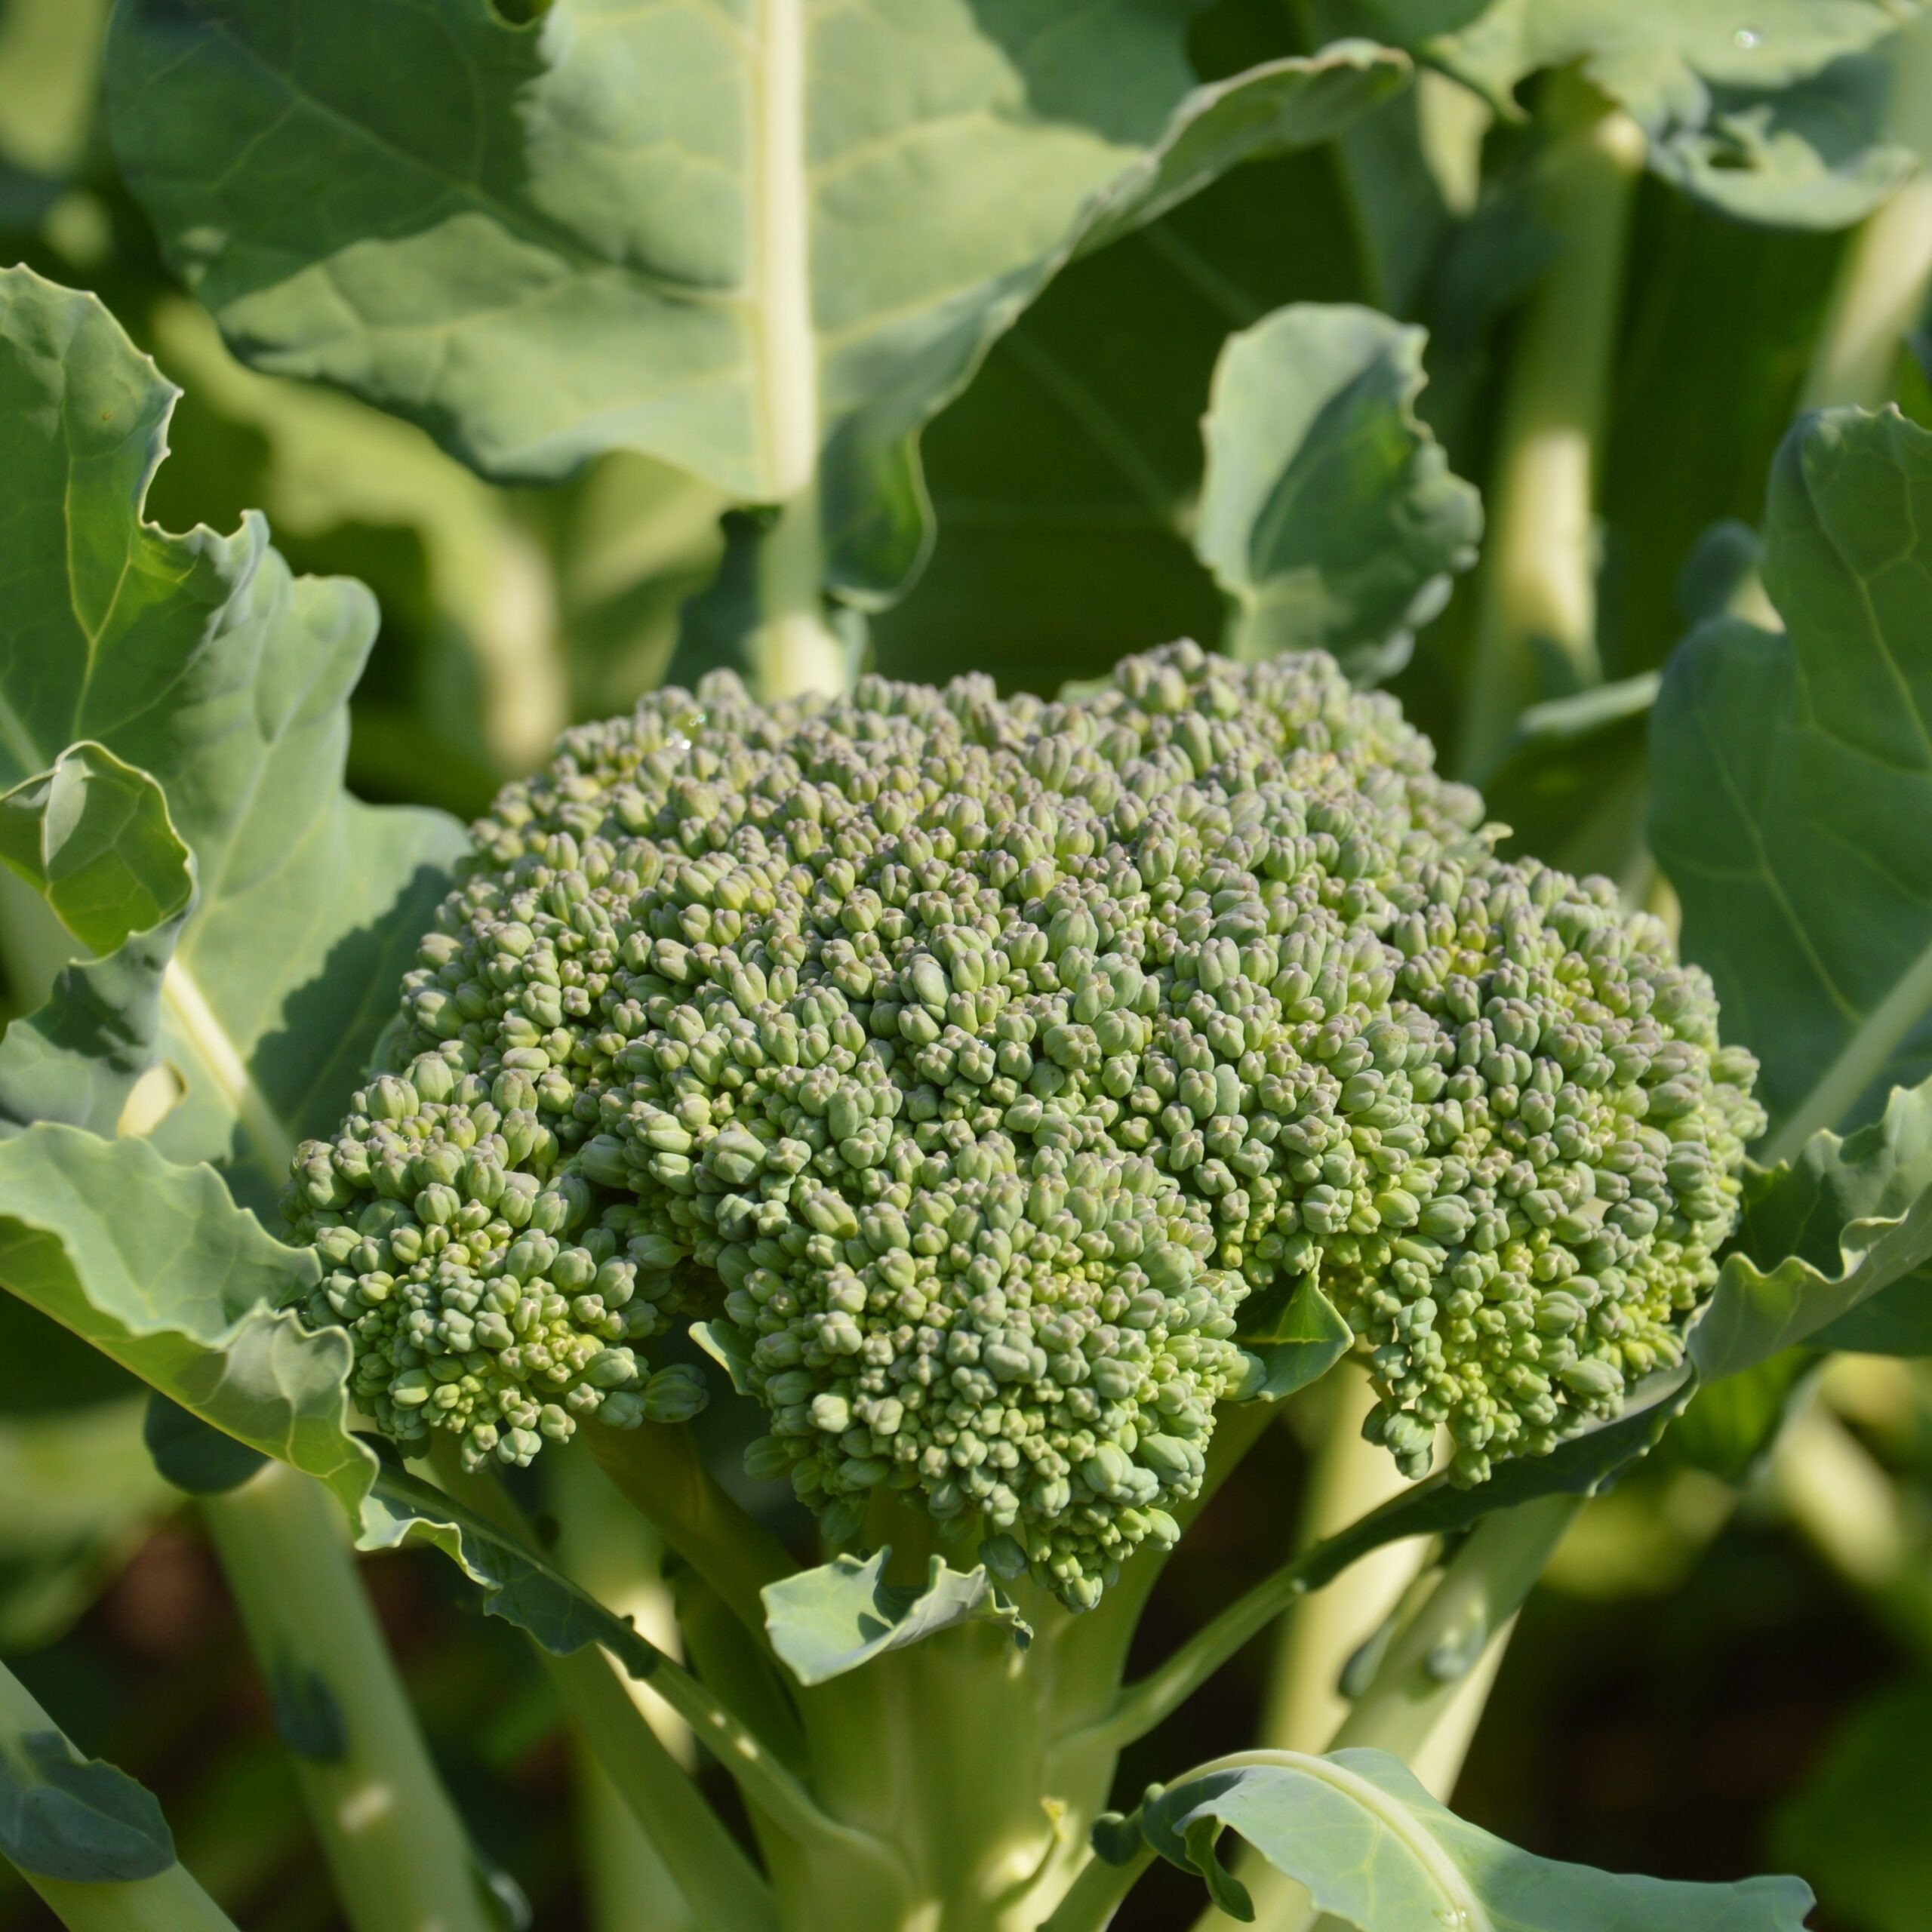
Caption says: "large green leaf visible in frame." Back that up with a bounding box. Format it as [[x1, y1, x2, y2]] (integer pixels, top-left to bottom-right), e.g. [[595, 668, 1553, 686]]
[[104, 0, 1404, 601], [1124, 1749, 1813, 1929], [0, 266, 466, 1209], [0, 1718, 173, 1885], [1195, 302, 1480, 683], [1651, 406, 1932, 1163], [1359, 0, 1915, 229], [1236, 1275, 1354, 1401], [873, 137, 1367, 689], [0, 743, 191, 959]]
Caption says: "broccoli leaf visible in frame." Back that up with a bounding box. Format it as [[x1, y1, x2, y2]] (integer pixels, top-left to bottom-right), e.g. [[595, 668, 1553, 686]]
[[0, 265, 466, 1211], [1195, 303, 1481, 685], [1690, 1074, 1932, 1379], [103, 1, 1402, 602], [1357, 0, 1913, 229], [761, 1549, 1031, 1687], [1125, 1748, 1814, 1929], [356, 1460, 694, 1687], [0, 1124, 374, 1510], [0, 1727, 174, 1884], [1237, 1275, 1355, 1402], [0, 744, 191, 959], [1652, 405, 1932, 1161]]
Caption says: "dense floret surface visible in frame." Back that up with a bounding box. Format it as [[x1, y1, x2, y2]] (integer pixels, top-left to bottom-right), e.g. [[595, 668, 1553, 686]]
[[285, 644, 1761, 1607]]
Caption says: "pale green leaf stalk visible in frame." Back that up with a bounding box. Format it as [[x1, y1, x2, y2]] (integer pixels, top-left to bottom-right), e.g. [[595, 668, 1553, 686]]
[[1250, 1367, 1428, 1761], [199, 1462, 496, 1932], [421, 1442, 786, 1932], [552, 1449, 699, 1932], [1215, 1369, 1432, 1932], [1460, 72, 1647, 780], [1276, 1498, 1582, 1932], [0, 1658, 239, 1932], [1802, 13, 1932, 414]]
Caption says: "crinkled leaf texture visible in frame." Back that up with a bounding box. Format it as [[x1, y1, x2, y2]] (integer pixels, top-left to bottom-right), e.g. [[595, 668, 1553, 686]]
[[0, 743, 191, 958], [357, 1462, 697, 1691], [1131, 1749, 1814, 1929], [1196, 303, 1480, 685], [1358, 0, 1913, 228], [0, 1124, 359, 1502], [762, 1549, 1031, 1687], [1653, 407, 1932, 1159], [104, 0, 1403, 598], [1693, 1077, 1932, 1377], [0, 1727, 174, 1884], [0, 1123, 691, 1690], [0, 266, 692, 1689], [0, 264, 466, 1211]]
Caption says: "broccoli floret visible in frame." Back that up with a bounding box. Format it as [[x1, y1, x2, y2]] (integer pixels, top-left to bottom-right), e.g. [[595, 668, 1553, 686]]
[[285, 643, 1762, 1609]]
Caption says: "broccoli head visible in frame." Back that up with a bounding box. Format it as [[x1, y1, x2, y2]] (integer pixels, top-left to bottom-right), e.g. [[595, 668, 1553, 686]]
[[285, 643, 1762, 1608]]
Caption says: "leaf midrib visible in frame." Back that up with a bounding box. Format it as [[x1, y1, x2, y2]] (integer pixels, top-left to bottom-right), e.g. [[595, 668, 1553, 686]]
[[750, 0, 814, 502]]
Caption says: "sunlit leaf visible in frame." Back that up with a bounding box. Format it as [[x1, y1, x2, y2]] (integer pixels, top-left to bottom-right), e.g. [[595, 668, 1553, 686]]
[[1196, 303, 1479, 683], [1691, 1074, 1932, 1380], [761, 1549, 1030, 1687], [106, 2, 1403, 603], [1358, 0, 1913, 229], [0, 744, 190, 958], [0, 265, 466, 1210], [1127, 1748, 1814, 1929]]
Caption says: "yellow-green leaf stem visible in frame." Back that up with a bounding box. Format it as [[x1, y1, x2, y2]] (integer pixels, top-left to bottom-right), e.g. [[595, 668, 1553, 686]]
[[552, 1451, 700, 1932], [1459, 73, 1646, 780]]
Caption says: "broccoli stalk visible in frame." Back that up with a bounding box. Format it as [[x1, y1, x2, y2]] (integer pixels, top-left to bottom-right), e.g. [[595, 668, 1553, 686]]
[[200, 1463, 498, 1932]]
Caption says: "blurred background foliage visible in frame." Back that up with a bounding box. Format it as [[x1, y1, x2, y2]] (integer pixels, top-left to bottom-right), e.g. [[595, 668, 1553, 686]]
[[5, 0, 1932, 1927]]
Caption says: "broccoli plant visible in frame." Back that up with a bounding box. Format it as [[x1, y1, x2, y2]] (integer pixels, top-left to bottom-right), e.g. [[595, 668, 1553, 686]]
[[2, 3, 1931, 1931]]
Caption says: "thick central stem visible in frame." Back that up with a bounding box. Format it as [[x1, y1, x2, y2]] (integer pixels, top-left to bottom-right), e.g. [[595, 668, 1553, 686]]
[[774, 1504, 1123, 1932]]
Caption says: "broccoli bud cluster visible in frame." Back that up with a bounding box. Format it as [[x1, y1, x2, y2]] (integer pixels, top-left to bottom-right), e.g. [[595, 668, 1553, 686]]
[[286, 642, 1761, 1607]]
